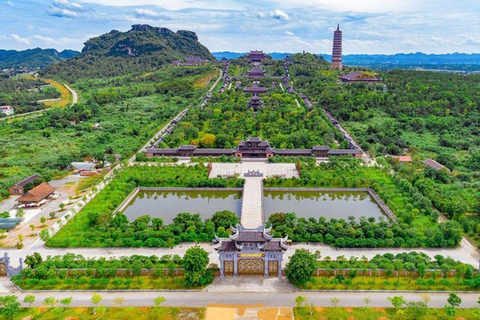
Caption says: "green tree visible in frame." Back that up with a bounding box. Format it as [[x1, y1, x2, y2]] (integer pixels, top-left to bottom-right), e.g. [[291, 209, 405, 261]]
[[15, 208, 25, 219], [24, 252, 43, 269], [388, 296, 406, 310], [182, 246, 210, 287], [330, 297, 340, 308], [200, 134, 216, 148], [60, 297, 73, 308], [0, 295, 21, 318], [23, 295, 35, 308], [295, 296, 307, 308], [447, 293, 462, 307], [43, 297, 57, 308], [285, 249, 316, 285], [40, 216, 46, 225], [153, 296, 166, 308]]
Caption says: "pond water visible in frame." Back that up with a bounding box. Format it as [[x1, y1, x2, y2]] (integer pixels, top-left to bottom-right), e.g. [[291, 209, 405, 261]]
[[122, 190, 242, 224], [263, 191, 386, 221]]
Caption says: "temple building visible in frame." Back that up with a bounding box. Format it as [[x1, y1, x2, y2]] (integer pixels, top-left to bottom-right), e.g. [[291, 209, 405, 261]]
[[340, 72, 382, 83], [146, 137, 362, 159], [214, 225, 288, 277], [248, 66, 265, 78], [331, 24, 342, 70], [248, 95, 263, 112], [247, 50, 266, 63], [244, 84, 268, 95]]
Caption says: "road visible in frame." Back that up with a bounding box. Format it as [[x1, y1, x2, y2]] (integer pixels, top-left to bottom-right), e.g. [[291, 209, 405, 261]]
[[0, 82, 78, 122], [5, 291, 480, 308], [64, 84, 78, 105]]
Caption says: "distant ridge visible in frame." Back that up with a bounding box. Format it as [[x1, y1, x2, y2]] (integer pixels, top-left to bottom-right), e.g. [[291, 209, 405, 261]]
[[41, 25, 214, 80], [0, 48, 79, 69], [213, 51, 480, 69]]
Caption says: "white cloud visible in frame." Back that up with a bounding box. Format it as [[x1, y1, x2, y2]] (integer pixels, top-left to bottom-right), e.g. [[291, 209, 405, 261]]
[[77, 0, 244, 11], [257, 11, 266, 19], [11, 34, 30, 45], [134, 8, 160, 18], [284, 31, 294, 36], [30, 35, 83, 46], [48, 7, 79, 18], [5, 1, 13, 6], [54, 0, 83, 9], [270, 9, 289, 21]]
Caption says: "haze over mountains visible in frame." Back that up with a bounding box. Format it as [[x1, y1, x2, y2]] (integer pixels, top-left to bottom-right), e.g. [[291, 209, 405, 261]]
[[1, 25, 480, 73], [213, 52, 480, 70]]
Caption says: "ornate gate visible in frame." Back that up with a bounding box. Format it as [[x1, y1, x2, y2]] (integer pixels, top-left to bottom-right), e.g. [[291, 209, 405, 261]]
[[0, 262, 6, 277], [238, 259, 264, 275], [268, 261, 278, 275], [224, 261, 234, 276]]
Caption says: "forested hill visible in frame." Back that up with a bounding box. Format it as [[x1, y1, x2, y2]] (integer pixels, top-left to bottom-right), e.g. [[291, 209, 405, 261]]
[[0, 48, 78, 69], [41, 25, 214, 81]]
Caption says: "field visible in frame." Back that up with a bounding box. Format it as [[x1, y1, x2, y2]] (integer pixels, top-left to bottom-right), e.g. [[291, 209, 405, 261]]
[[0, 307, 205, 320], [294, 306, 479, 320]]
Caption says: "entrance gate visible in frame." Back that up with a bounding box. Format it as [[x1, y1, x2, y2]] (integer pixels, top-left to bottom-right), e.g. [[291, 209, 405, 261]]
[[0, 262, 6, 277], [238, 259, 264, 275]]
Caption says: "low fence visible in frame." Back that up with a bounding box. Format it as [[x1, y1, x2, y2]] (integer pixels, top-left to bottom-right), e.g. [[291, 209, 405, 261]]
[[367, 188, 398, 222], [312, 268, 476, 278], [24, 268, 222, 277]]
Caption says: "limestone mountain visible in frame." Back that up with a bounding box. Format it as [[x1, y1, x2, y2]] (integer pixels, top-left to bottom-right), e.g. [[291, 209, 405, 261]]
[[41, 25, 214, 80], [0, 48, 78, 69]]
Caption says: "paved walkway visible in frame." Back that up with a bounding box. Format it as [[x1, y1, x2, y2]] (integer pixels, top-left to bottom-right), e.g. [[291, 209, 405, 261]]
[[5, 291, 480, 308], [241, 177, 263, 228], [207, 276, 293, 293]]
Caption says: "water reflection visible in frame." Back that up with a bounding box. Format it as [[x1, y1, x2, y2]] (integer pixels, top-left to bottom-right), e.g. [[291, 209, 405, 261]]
[[123, 190, 242, 224], [264, 191, 385, 221]]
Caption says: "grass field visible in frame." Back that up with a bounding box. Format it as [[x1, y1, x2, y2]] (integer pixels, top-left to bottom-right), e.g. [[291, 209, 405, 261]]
[[298, 275, 479, 291], [13, 275, 205, 291], [0, 307, 205, 320], [294, 306, 479, 320]]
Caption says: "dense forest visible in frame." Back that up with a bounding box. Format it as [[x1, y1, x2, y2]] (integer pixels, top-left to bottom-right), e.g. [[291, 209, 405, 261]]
[[293, 66, 479, 244], [0, 65, 217, 199], [162, 91, 340, 149], [41, 25, 215, 81]]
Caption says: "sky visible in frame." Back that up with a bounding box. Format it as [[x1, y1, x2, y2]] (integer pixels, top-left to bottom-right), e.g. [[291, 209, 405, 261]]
[[1, 0, 480, 54]]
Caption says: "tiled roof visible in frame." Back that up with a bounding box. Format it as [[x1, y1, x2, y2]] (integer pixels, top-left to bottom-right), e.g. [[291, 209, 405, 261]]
[[14, 174, 43, 188], [17, 183, 55, 203]]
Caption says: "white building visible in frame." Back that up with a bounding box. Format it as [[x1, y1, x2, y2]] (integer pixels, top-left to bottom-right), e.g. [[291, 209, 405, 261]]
[[0, 106, 14, 116]]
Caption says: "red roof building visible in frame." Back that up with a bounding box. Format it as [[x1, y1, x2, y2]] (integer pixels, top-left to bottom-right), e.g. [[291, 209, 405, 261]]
[[16, 183, 55, 204]]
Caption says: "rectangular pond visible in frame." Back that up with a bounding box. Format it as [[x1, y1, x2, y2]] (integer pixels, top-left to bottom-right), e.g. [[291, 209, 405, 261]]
[[122, 190, 242, 224], [263, 190, 386, 221]]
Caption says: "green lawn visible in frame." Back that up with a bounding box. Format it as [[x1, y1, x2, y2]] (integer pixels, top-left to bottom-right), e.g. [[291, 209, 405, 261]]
[[13, 275, 206, 291], [295, 306, 479, 320]]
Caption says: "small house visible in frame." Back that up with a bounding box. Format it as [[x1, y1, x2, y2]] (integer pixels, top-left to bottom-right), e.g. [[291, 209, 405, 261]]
[[0, 105, 14, 116], [8, 174, 43, 196], [423, 159, 450, 172], [16, 183, 55, 206]]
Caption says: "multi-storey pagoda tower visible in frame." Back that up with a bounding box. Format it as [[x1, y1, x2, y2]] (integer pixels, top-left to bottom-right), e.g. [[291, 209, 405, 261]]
[[331, 24, 343, 70]]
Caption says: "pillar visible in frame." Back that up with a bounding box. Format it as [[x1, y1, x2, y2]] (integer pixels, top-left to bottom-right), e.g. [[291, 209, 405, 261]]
[[233, 254, 238, 277], [219, 257, 224, 277], [264, 255, 269, 277], [278, 255, 283, 278]]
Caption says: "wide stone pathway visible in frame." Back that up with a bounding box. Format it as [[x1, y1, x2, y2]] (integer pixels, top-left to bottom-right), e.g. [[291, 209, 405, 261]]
[[207, 276, 294, 293], [241, 177, 264, 228]]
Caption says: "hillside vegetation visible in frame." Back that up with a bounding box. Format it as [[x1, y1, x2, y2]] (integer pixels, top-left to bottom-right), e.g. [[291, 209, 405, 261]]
[[0, 48, 77, 69], [41, 25, 214, 81]]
